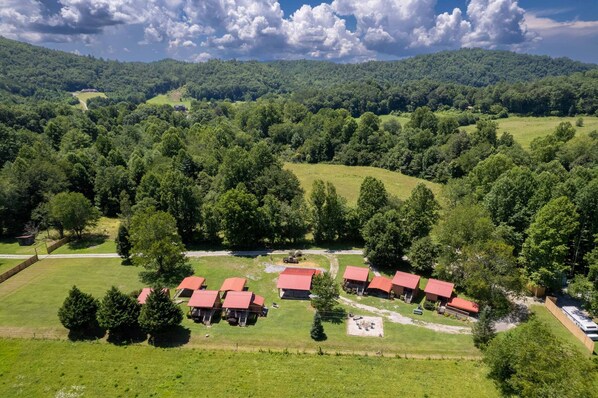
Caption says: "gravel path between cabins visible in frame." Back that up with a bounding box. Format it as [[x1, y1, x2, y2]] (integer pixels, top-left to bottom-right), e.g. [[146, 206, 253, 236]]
[[338, 296, 472, 334]]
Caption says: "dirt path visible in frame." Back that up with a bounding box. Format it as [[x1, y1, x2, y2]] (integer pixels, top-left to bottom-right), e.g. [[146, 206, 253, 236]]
[[338, 296, 472, 334], [327, 255, 340, 278]]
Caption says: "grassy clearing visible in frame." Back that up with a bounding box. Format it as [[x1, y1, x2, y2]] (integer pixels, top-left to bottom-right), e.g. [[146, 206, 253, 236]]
[[52, 217, 119, 254], [0, 236, 47, 255], [0, 255, 479, 356], [147, 88, 193, 108], [284, 163, 442, 206], [461, 116, 598, 149], [72, 91, 107, 110], [0, 339, 498, 397]]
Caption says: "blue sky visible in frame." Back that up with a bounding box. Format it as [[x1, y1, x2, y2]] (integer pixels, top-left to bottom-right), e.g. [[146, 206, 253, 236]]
[[1, 0, 596, 63]]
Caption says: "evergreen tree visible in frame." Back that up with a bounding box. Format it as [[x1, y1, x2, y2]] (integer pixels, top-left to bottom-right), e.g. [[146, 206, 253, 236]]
[[97, 286, 140, 338], [310, 312, 326, 341], [138, 289, 183, 344], [58, 286, 99, 333], [115, 223, 131, 261], [472, 306, 496, 350]]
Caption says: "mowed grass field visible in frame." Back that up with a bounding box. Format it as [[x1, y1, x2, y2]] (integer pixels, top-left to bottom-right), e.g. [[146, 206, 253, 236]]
[[147, 88, 193, 108], [52, 217, 119, 254], [0, 255, 479, 356], [462, 115, 598, 149], [73, 91, 107, 110], [284, 163, 442, 206], [0, 339, 499, 398]]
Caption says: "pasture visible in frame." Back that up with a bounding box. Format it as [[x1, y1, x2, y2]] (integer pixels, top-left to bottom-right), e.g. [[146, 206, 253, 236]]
[[0, 339, 499, 397], [72, 91, 107, 110], [51, 217, 119, 254], [284, 163, 442, 206], [0, 255, 479, 357], [461, 115, 598, 148], [147, 88, 193, 108]]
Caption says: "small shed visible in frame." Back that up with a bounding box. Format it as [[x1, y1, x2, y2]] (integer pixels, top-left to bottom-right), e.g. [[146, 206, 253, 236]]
[[174, 276, 206, 298], [222, 291, 265, 327], [16, 235, 35, 246], [277, 268, 321, 299], [219, 277, 247, 298], [392, 271, 421, 303], [367, 276, 393, 298], [424, 279, 454, 303], [342, 266, 370, 295], [187, 290, 222, 325], [137, 288, 170, 305], [446, 297, 479, 318]]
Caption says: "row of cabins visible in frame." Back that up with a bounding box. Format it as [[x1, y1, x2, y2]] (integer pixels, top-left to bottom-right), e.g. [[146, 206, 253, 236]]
[[342, 266, 480, 317], [137, 276, 265, 327]]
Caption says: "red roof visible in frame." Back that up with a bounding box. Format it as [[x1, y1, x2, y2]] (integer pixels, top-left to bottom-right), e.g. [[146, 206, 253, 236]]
[[176, 276, 206, 291], [277, 273, 313, 291], [223, 291, 263, 309], [281, 267, 321, 276], [424, 279, 454, 299], [187, 290, 220, 308], [367, 276, 393, 293], [137, 288, 170, 304], [219, 277, 247, 292], [447, 297, 479, 313], [343, 266, 369, 282], [392, 271, 421, 290]]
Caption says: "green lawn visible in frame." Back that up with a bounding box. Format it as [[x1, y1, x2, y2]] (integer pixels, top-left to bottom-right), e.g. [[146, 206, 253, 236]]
[[0, 339, 499, 397], [0, 255, 479, 356], [531, 305, 596, 355], [52, 217, 119, 254], [284, 163, 442, 206], [462, 116, 598, 149], [0, 236, 47, 255], [0, 259, 26, 275], [73, 91, 107, 110], [147, 91, 193, 108]]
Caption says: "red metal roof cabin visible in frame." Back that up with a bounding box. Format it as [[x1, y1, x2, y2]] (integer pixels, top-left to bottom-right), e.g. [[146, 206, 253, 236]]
[[137, 288, 170, 305], [277, 268, 321, 299], [391, 271, 421, 303], [342, 266, 370, 295], [187, 290, 222, 325], [424, 279, 454, 303], [174, 276, 206, 298], [219, 277, 247, 298], [222, 291, 265, 327], [367, 276, 393, 298], [447, 297, 479, 315]]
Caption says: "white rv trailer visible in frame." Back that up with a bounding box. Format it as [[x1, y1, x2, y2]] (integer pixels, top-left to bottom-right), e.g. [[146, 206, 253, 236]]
[[562, 306, 598, 341]]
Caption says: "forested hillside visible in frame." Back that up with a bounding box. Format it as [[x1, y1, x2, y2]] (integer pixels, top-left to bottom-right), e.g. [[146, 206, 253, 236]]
[[1, 37, 596, 116]]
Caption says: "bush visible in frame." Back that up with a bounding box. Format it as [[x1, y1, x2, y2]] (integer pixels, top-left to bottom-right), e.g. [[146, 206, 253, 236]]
[[58, 286, 99, 333], [423, 300, 436, 311], [97, 286, 141, 338], [138, 289, 183, 344]]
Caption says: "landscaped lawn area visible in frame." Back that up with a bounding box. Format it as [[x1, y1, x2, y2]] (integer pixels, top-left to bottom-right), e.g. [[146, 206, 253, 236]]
[[0, 236, 47, 255], [0, 255, 479, 356], [0, 339, 499, 397], [51, 217, 119, 254], [0, 259, 26, 275], [461, 115, 598, 149], [284, 163, 442, 206]]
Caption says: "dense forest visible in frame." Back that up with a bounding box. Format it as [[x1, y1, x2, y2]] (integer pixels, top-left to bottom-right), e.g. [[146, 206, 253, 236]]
[[1, 38, 598, 318]]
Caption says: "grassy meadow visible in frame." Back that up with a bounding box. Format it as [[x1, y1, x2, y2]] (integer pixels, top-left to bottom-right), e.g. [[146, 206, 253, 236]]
[[147, 88, 193, 108], [0, 339, 499, 397], [72, 91, 107, 110], [51, 217, 119, 254], [284, 163, 442, 206]]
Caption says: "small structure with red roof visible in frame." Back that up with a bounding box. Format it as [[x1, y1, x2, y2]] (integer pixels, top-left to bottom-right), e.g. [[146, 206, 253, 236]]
[[277, 267, 321, 299], [424, 279, 454, 303], [187, 290, 222, 325], [174, 276, 206, 298], [446, 297, 479, 318], [367, 276, 393, 298], [219, 277, 247, 298], [342, 266, 370, 295], [222, 291, 265, 326], [137, 288, 170, 305], [392, 271, 421, 303]]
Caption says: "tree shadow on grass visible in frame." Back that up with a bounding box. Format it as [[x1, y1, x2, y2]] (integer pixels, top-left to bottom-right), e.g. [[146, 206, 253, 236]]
[[67, 325, 106, 341], [66, 234, 108, 250], [322, 307, 347, 325], [152, 325, 191, 348], [106, 326, 147, 345]]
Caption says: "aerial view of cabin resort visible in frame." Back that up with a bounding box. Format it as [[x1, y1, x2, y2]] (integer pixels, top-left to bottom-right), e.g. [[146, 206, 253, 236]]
[[0, 0, 597, 396]]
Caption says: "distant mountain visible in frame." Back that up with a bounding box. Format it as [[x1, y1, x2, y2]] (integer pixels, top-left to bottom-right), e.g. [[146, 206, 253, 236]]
[[0, 36, 595, 102]]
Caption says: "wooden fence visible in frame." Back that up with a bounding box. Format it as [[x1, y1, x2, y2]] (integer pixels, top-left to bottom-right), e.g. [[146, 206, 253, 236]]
[[46, 236, 70, 254], [0, 254, 39, 283], [544, 297, 595, 353]]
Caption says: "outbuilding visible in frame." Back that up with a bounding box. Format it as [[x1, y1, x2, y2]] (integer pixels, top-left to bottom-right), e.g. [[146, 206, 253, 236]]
[[277, 268, 321, 299], [342, 266, 370, 295], [423, 279, 454, 303], [367, 276, 393, 298], [446, 297, 479, 318], [187, 290, 222, 325], [222, 291, 265, 326], [219, 277, 247, 298], [391, 271, 421, 303], [174, 276, 206, 298], [137, 288, 170, 305]]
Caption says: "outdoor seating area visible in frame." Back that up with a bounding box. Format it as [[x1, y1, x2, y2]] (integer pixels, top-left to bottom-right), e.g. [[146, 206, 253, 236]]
[[277, 267, 321, 299], [347, 314, 384, 337]]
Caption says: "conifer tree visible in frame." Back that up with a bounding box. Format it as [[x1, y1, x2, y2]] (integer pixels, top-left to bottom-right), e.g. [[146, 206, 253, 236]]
[[310, 312, 326, 341], [138, 289, 183, 344], [58, 285, 98, 333]]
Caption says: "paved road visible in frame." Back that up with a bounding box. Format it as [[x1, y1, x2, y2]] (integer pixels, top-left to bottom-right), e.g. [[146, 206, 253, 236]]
[[0, 249, 364, 260]]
